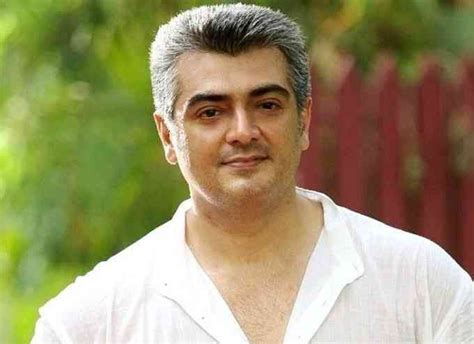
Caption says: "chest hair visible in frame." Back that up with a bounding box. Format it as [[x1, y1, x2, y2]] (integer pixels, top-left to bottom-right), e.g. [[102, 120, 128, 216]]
[[211, 262, 306, 344]]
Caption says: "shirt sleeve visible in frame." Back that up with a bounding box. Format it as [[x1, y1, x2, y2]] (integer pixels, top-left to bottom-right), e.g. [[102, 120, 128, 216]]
[[416, 239, 473, 343], [434, 282, 473, 343], [31, 317, 63, 344]]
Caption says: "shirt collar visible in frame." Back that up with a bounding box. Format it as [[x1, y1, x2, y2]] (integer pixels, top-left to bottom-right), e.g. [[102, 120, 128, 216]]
[[296, 187, 364, 281], [157, 187, 365, 295], [155, 199, 248, 342], [155, 188, 365, 342]]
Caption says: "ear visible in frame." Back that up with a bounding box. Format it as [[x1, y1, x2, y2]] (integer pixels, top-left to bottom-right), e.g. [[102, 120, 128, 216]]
[[299, 97, 312, 151], [153, 112, 178, 165]]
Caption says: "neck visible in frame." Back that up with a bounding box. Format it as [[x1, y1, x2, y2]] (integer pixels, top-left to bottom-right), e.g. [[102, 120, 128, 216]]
[[185, 188, 323, 270]]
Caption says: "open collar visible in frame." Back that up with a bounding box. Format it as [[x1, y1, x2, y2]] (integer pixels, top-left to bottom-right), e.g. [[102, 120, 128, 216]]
[[283, 188, 365, 343], [296, 187, 364, 280], [154, 199, 248, 343], [154, 189, 365, 343]]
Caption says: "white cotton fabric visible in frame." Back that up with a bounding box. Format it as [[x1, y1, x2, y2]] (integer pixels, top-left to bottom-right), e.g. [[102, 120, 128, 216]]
[[32, 188, 473, 343]]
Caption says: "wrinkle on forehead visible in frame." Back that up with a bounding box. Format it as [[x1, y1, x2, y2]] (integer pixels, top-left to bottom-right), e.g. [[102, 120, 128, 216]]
[[173, 47, 295, 118]]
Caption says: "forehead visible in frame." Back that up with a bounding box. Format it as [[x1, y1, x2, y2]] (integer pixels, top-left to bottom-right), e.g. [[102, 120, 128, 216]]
[[174, 47, 292, 107]]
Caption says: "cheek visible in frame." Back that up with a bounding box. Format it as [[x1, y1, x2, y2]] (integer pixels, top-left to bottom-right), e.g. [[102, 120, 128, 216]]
[[176, 130, 218, 166], [277, 121, 299, 145], [278, 126, 305, 160]]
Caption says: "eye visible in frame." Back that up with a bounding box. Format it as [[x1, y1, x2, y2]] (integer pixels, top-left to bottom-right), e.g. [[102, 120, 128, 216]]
[[198, 108, 220, 119], [259, 101, 281, 111]]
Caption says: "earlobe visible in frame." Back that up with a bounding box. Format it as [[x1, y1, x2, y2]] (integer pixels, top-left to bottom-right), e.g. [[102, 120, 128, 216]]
[[301, 132, 310, 151], [165, 147, 178, 165], [153, 112, 178, 165], [300, 97, 312, 151]]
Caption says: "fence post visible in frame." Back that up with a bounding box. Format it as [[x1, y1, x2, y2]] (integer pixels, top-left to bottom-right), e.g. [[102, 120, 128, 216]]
[[460, 60, 474, 276], [336, 58, 365, 213], [374, 57, 407, 229], [418, 60, 449, 249]]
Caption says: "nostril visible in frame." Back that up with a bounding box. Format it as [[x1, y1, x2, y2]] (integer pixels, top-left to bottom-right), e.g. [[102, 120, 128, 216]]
[[226, 129, 260, 145], [226, 116, 261, 145]]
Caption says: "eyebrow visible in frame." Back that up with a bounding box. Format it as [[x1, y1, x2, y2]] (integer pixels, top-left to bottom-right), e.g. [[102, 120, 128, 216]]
[[184, 83, 291, 109], [249, 84, 291, 99], [186, 93, 229, 109]]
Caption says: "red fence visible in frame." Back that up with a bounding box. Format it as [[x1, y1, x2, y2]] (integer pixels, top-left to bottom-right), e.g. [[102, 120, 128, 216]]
[[298, 55, 474, 276]]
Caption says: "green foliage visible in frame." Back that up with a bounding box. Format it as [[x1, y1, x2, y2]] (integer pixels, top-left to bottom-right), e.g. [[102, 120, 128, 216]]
[[0, 0, 472, 341], [310, 0, 473, 77]]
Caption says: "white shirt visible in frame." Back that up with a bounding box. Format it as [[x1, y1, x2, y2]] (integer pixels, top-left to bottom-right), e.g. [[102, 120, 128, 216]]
[[32, 188, 473, 343]]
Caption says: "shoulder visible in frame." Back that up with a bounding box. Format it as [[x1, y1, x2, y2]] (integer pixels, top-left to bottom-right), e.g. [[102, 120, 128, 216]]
[[339, 206, 470, 281], [33, 220, 176, 342], [340, 207, 429, 255], [339, 206, 472, 340]]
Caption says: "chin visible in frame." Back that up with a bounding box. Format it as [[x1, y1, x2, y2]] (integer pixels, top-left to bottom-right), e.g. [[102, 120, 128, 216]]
[[221, 178, 276, 201]]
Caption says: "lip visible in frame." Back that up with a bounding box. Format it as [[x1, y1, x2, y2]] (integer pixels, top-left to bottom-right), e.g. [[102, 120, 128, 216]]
[[222, 155, 268, 168]]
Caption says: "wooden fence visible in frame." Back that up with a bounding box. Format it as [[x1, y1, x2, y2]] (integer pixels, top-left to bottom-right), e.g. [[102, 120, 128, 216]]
[[298, 55, 474, 276]]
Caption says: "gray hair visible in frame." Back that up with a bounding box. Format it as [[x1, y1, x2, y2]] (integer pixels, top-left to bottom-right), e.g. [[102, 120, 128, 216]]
[[149, 3, 310, 123]]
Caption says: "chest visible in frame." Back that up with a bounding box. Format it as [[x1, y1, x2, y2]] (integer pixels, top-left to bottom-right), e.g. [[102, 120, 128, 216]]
[[102, 274, 415, 344], [211, 268, 303, 344]]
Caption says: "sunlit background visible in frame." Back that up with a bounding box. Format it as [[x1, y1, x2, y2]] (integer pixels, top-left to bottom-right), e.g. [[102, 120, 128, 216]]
[[1, 0, 473, 342]]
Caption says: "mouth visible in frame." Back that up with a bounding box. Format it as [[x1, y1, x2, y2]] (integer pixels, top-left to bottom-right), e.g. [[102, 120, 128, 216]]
[[221, 155, 268, 168]]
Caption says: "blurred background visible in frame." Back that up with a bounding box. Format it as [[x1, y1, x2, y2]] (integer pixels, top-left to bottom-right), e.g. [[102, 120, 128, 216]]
[[1, 0, 473, 342]]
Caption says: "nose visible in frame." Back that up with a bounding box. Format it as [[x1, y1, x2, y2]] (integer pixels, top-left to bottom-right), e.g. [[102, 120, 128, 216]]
[[225, 108, 261, 145]]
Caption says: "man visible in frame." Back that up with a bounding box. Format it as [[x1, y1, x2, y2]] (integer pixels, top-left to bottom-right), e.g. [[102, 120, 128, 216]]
[[33, 4, 472, 343]]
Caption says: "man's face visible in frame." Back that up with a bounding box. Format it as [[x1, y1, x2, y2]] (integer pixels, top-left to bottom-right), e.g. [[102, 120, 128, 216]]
[[155, 47, 311, 207]]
